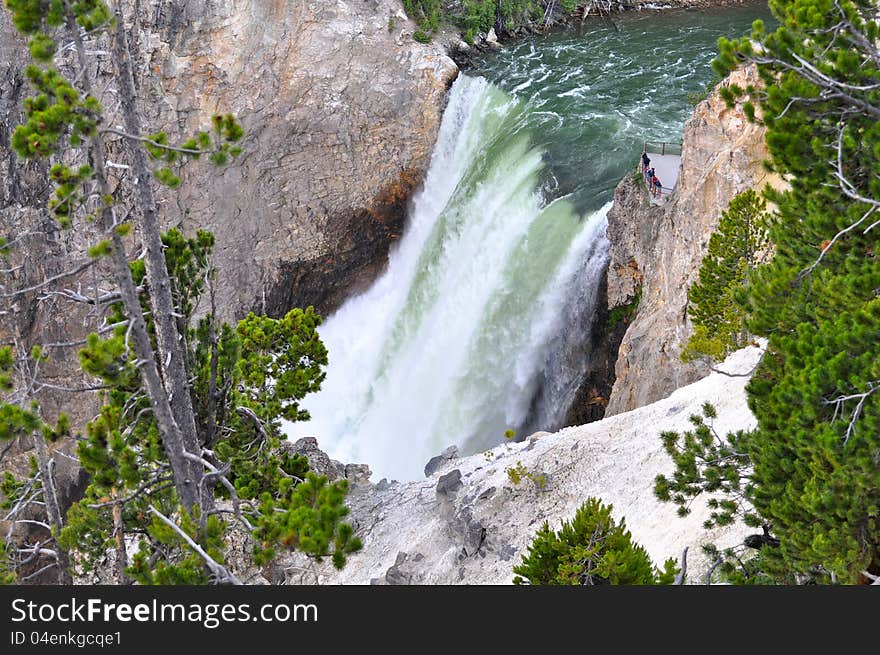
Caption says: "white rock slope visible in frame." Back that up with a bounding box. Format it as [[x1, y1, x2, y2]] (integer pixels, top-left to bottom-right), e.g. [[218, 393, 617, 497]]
[[277, 344, 765, 585]]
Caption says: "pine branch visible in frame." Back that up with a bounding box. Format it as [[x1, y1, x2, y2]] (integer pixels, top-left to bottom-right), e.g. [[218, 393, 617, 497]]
[[99, 127, 214, 156], [147, 505, 241, 585]]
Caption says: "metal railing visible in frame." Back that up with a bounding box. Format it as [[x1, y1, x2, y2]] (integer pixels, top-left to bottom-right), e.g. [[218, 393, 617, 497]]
[[643, 140, 683, 156]]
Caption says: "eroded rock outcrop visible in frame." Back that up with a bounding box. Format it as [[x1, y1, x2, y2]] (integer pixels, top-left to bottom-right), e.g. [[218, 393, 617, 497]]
[[604, 66, 780, 415], [0, 1, 455, 582], [0, 0, 456, 439], [0, 1, 458, 416]]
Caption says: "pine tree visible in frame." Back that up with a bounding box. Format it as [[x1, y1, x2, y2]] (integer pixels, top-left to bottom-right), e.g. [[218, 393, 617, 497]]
[[0, 1, 360, 584], [681, 189, 770, 363], [512, 498, 679, 585], [53, 232, 360, 583], [658, 0, 880, 584]]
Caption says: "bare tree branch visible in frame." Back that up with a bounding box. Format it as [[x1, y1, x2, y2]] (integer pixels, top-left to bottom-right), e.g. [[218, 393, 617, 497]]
[[38, 288, 127, 305], [99, 127, 214, 156], [235, 406, 269, 441], [706, 358, 763, 378], [40, 320, 129, 349], [674, 547, 688, 585], [796, 126, 879, 279], [34, 381, 112, 393], [147, 505, 241, 585], [1, 259, 95, 299], [825, 380, 879, 444], [862, 570, 880, 585], [182, 451, 254, 531], [3, 474, 42, 523], [705, 556, 724, 586], [10, 519, 52, 531], [19, 562, 59, 583], [86, 474, 173, 509], [17, 545, 58, 559]]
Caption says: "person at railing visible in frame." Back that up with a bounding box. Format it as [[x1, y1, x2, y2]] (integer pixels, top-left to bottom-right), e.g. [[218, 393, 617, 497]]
[[641, 151, 651, 174], [651, 174, 663, 198], [645, 165, 655, 186]]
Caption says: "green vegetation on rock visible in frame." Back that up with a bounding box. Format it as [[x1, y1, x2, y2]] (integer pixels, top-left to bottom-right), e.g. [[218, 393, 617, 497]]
[[505, 460, 547, 489], [403, 0, 442, 39], [658, 0, 880, 584], [607, 286, 641, 332], [681, 189, 770, 364], [403, 0, 581, 44]]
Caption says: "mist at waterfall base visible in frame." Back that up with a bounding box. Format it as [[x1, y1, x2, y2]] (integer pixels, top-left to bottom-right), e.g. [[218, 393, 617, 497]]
[[284, 5, 775, 482]]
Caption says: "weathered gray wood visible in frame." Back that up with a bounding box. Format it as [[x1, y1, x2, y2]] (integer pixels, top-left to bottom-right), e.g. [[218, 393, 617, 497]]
[[64, 7, 200, 511], [31, 435, 72, 584], [110, 6, 204, 510]]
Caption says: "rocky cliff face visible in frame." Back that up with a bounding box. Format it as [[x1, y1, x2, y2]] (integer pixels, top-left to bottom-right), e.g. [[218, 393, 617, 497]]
[[236, 344, 765, 585], [604, 66, 778, 415], [0, 2, 455, 582], [1, 1, 457, 324], [134, 0, 457, 319], [122, 1, 455, 319]]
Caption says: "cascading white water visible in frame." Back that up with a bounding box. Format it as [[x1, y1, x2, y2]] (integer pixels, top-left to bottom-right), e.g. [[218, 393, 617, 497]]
[[285, 74, 610, 481]]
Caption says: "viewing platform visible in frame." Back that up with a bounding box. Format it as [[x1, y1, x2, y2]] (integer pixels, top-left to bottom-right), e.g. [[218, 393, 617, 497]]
[[641, 141, 682, 206]]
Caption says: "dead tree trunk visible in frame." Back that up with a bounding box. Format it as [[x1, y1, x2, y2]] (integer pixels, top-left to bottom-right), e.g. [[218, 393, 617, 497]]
[[111, 488, 128, 584], [63, 9, 202, 511], [31, 435, 72, 584], [110, 8, 205, 510]]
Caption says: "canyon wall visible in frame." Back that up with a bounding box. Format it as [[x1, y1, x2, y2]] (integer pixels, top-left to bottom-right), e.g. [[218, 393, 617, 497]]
[[1, 0, 456, 425], [1, 0, 458, 325], [0, 2, 455, 580], [604, 66, 778, 415], [135, 0, 457, 319]]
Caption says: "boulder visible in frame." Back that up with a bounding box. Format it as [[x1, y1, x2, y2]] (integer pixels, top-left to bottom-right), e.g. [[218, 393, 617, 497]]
[[424, 444, 460, 477], [436, 469, 463, 497]]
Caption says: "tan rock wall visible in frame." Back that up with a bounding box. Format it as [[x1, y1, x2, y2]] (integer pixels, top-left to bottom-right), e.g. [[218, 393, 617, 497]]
[[605, 66, 780, 414]]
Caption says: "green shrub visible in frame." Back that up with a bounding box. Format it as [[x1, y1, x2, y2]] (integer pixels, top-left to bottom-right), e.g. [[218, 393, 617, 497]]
[[403, 0, 441, 32], [681, 189, 770, 363], [412, 30, 432, 44], [686, 75, 720, 107], [607, 286, 641, 331], [631, 166, 643, 186], [506, 460, 547, 489], [513, 498, 678, 584], [402, 0, 547, 44]]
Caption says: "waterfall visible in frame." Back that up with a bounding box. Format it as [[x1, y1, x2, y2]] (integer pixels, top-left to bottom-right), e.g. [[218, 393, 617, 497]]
[[284, 74, 610, 481]]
